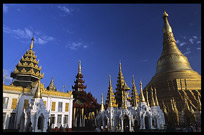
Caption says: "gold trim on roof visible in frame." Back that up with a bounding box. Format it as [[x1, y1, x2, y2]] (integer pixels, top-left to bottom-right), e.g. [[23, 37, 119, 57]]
[[3, 84, 31, 93], [42, 90, 72, 98], [3, 83, 73, 98]]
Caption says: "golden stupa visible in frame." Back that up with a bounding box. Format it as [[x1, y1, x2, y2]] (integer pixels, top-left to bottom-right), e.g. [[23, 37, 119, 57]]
[[143, 9, 201, 112]]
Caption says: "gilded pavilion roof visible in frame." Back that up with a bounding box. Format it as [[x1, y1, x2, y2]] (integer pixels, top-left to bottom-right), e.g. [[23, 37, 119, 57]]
[[11, 38, 44, 79]]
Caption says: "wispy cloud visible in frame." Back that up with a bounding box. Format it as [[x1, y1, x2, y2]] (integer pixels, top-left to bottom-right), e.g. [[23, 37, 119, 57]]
[[3, 4, 8, 13], [179, 42, 187, 47], [3, 69, 13, 84], [189, 38, 194, 44], [193, 36, 198, 39], [3, 25, 54, 45], [177, 35, 201, 56], [57, 5, 73, 15], [196, 41, 201, 44], [66, 41, 88, 50], [183, 50, 191, 55]]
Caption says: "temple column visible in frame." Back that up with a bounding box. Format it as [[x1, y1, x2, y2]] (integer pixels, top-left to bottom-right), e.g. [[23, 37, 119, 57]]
[[129, 117, 131, 131], [121, 119, 124, 132]]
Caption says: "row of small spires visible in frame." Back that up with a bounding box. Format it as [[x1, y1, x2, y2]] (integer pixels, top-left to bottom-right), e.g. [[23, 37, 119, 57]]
[[100, 79, 160, 110]]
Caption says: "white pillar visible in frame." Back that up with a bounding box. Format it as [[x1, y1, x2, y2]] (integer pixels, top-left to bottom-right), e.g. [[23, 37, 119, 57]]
[[121, 119, 124, 132], [129, 118, 131, 131]]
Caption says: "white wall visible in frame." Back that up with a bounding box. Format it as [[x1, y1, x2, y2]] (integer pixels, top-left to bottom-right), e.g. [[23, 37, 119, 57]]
[[3, 91, 74, 130]]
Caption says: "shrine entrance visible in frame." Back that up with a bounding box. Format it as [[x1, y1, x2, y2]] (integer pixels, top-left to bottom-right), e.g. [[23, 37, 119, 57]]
[[123, 115, 129, 132], [145, 116, 149, 130], [37, 114, 44, 132]]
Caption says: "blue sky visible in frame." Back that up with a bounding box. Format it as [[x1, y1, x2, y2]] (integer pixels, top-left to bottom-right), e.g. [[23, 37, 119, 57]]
[[3, 4, 201, 103]]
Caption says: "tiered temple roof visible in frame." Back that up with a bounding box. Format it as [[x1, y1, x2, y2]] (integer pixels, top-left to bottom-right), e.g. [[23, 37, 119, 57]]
[[10, 37, 44, 88], [105, 75, 118, 108], [115, 62, 131, 107], [72, 60, 87, 91]]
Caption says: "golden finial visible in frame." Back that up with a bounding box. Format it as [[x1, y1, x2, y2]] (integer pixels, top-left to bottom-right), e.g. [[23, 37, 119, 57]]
[[109, 75, 111, 86], [33, 79, 42, 98], [132, 75, 135, 85], [101, 93, 104, 111], [154, 87, 159, 106], [30, 29, 35, 50], [79, 60, 81, 74], [30, 37, 34, 50], [119, 61, 122, 74], [162, 8, 172, 33], [151, 86, 156, 106], [139, 81, 145, 102], [132, 75, 138, 107]]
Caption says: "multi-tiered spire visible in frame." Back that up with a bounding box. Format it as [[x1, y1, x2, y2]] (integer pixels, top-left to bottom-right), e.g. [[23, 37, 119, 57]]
[[47, 76, 57, 91], [72, 60, 87, 91], [10, 37, 44, 88], [105, 75, 118, 108], [131, 75, 139, 107], [115, 62, 128, 107]]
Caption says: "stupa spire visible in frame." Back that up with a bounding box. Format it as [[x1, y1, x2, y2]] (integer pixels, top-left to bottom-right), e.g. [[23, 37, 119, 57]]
[[155, 8, 193, 75], [131, 75, 139, 107], [72, 60, 87, 91], [115, 61, 126, 107], [30, 37, 34, 50], [101, 93, 104, 111], [139, 81, 145, 102], [33, 79, 42, 98], [30, 29, 35, 50], [162, 8, 172, 34], [47, 76, 57, 91], [79, 60, 82, 74], [106, 75, 118, 108]]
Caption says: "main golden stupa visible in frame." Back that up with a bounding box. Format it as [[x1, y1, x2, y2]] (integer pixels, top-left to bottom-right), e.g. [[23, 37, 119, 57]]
[[143, 9, 201, 114]]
